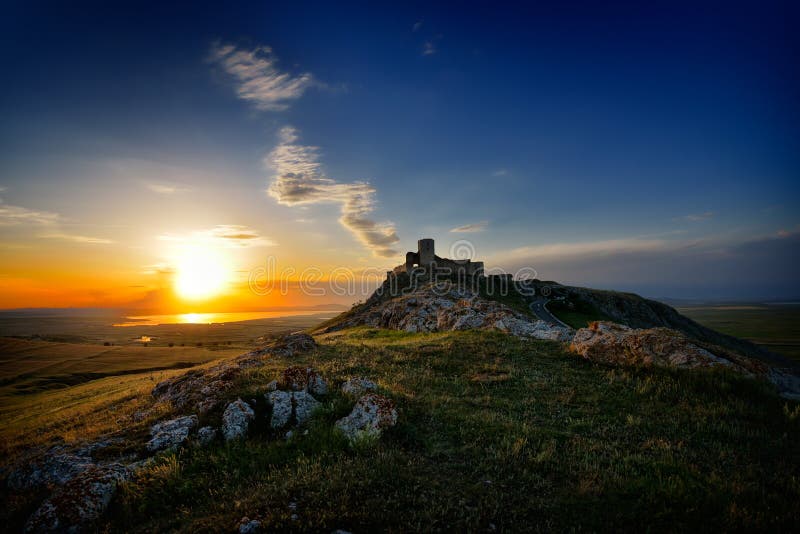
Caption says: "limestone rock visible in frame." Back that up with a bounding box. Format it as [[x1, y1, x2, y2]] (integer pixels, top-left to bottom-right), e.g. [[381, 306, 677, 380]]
[[266, 390, 293, 428], [323, 281, 573, 341], [341, 377, 378, 396], [196, 426, 217, 446], [239, 518, 262, 533], [292, 390, 321, 425], [767, 368, 800, 400], [335, 393, 398, 441], [24, 464, 129, 533], [7, 447, 95, 491], [146, 415, 198, 452], [569, 321, 743, 370], [222, 399, 255, 440]]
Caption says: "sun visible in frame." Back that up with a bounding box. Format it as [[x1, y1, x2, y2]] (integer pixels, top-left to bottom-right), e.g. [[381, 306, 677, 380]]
[[173, 246, 230, 300]]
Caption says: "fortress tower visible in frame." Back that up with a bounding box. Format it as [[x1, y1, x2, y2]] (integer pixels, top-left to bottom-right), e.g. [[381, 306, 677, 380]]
[[396, 238, 484, 278], [418, 238, 435, 267]]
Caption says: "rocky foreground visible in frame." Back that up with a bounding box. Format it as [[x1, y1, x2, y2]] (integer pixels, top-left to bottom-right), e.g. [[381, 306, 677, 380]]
[[9, 333, 397, 533], [5, 289, 800, 531]]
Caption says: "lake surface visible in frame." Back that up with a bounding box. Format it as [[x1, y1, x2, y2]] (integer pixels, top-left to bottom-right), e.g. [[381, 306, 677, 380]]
[[113, 310, 341, 327]]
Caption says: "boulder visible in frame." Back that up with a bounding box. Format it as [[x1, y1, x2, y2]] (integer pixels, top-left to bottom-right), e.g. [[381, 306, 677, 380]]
[[222, 399, 255, 440], [24, 464, 129, 532], [341, 378, 378, 397], [266, 390, 293, 428], [196, 426, 217, 446], [146, 415, 198, 452], [569, 322, 743, 370], [335, 393, 398, 441], [292, 390, 321, 425]]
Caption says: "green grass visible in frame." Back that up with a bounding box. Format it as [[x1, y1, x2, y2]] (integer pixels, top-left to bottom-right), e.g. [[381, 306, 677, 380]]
[[60, 327, 800, 532], [678, 304, 800, 361], [547, 299, 613, 328], [0, 337, 244, 398]]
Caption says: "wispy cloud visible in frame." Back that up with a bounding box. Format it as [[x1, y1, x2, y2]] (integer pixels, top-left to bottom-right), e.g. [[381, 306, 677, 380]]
[[147, 183, 189, 195], [681, 211, 714, 221], [209, 41, 313, 111], [422, 41, 437, 56], [158, 225, 275, 248], [450, 221, 489, 233], [0, 199, 61, 226], [38, 233, 114, 245], [492, 169, 508, 177], [412, 20, 423, 32], [267, 127, 399, 257]]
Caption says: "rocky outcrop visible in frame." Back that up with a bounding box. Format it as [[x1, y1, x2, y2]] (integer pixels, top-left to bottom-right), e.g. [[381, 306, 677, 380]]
[[146, 415, 198, 452], [335, 393, 398, 441], [569, 321, 800, 399], [341, 377, 378, 396], [151, 333, 318, 414], [569, 322, 750, 370], [24, 464, 129, 533], [559, 285, 791, 368], [321, 282, 572, 341], [222, 399, 255, 440], [8, 447, 96, 491]]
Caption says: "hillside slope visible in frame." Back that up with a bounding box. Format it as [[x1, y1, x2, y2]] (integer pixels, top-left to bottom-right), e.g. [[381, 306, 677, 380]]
[[555, 284, 796, 368], [3, 328, 798, 531]]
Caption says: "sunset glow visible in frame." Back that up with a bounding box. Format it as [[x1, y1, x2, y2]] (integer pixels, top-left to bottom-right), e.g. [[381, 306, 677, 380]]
[[173, 246, 231, 301]]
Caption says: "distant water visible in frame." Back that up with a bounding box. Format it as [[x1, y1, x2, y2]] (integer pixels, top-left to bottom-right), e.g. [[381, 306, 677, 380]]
[[113, 310, 340, 327]]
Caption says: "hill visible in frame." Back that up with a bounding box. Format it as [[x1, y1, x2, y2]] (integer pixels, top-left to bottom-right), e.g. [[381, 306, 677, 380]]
[[2, 279, 800, 532]]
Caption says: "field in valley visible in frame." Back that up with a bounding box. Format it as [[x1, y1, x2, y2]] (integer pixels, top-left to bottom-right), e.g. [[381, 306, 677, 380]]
[[678, 303, 800, 361]]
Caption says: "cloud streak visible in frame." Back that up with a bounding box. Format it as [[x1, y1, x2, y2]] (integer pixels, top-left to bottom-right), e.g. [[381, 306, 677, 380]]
[[450, 221, 489, 233], [681, 211, 714, 222], [147, 183, 189, 195], [267, 127, 399, 257], [209, 41, 313, 111], [158, 225, 275, 248], [39, 233, 114, 245], [0, 199, 60, 226]]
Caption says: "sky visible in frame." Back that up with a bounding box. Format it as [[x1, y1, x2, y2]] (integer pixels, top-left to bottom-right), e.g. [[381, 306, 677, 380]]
[[0, 0, 798, 311]]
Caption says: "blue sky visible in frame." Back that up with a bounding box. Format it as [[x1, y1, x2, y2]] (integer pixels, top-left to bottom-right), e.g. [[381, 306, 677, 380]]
[[0, 0, 798, 303]]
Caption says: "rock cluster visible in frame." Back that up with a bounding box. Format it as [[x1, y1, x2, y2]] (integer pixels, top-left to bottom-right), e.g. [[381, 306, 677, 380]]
[[24, 464, 130, 533], [330, 283, 573, 341], [151, 333, 317, 414], [12, 332, 321, 533]]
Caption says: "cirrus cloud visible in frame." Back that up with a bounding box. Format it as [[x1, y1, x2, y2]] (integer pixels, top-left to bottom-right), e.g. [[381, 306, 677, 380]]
[[209, 41, 313, 111], [158, 225, 275, 248], [267, 127, 400, 257]]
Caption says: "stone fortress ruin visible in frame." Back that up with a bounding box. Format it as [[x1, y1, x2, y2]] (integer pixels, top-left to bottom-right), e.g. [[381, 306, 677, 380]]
[[390, 238, 485, 278]]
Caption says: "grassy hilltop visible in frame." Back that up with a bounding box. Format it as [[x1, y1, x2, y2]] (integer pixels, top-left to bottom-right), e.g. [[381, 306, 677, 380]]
[[4, 325, 799, 531]]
